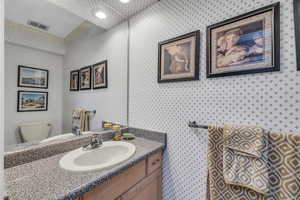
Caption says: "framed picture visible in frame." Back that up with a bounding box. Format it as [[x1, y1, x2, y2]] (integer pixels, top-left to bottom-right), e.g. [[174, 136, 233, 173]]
[[17, 91, 48, 112], [206, 3, 280, 78], [79, 66, 92, 90], [158, 31, 200, 83], [93, 60, 108, 89], [70, 70, 79, 91], [294, 0, 300, 70], [18, 65, 49, 89]]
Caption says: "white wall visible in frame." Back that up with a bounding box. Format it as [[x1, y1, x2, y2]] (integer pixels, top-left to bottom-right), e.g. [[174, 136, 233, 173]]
[[62, 22, 128, 132], [128, 0, 299, 199], [4, 43, 63, 145]]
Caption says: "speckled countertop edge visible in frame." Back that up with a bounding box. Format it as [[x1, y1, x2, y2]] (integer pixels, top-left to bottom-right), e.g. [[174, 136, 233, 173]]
[[5, 128, 166, 200], [54, 144, 164, 200]]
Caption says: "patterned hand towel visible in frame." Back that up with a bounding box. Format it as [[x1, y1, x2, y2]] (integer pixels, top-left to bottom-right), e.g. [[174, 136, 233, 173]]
[[223, 125, 269, 195], [267, 132, 300, 199], [72, 109, 90, 131], [207, 126, 300, 200], [72, 108, 81, 119], [207, 126, 265, 200]]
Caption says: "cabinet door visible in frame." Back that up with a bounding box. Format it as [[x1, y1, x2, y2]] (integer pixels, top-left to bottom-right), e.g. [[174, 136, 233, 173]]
[[121, 169, 162, 200], [83, 161, 146, 200]]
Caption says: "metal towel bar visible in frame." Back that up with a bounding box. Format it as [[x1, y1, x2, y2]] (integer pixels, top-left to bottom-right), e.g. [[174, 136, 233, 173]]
[[86, 110, 96, 114], [188, 121, 209, 129]]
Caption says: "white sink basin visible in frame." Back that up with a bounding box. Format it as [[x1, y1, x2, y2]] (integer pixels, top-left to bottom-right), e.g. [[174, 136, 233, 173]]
[[40, 133, 74, 143], [59, 141, 136, 172], [40, 131, 92, 143]]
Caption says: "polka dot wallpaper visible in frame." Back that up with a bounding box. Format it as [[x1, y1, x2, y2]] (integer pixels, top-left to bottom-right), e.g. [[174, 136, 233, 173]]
[[128, 0, 299, 199]]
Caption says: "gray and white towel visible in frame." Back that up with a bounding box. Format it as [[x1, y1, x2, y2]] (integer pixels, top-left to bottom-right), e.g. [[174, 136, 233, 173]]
[[223, 124, 269, 195], [72, 108, 90, 131]]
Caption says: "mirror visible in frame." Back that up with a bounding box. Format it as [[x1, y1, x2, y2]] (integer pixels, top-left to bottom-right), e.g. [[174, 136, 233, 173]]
[[4, 0, 129, 149]]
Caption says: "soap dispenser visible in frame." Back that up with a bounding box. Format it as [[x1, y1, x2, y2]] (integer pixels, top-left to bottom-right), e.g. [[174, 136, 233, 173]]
[[112, 125, 122, 141]]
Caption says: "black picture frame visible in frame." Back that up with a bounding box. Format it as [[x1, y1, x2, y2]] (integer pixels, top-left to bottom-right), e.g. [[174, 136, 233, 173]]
[[17, 91, 48, 112], [294, 0, 300, 70], [206, 2, 280, 78], [79, 66, 92, 90], [18, 65, 49, 89], [93, 60, 108, 89], [158, 31, 200, 83], [70, 70, 79, 91]]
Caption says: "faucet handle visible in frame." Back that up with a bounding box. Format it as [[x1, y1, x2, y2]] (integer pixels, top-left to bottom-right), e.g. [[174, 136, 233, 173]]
[[91, 134, 102, 145], [72, 127, 81, 136], [76, 128, 82, 136]]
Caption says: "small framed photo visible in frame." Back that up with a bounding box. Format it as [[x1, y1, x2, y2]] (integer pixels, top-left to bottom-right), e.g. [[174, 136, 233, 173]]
[[70, 70, 79, 91], [93, 61, 108, 89], [294, 0, 300, 70], [18, 65, 49, 89], [158, 31, 200, 83], [17, 91, 48, 112], [207, 3, 280, 78], [79, 66, 92, 90]]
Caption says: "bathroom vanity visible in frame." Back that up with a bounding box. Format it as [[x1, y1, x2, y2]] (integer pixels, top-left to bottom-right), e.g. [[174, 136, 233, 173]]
[[77, 152, 162, 200], [4, 128, 166, 200]]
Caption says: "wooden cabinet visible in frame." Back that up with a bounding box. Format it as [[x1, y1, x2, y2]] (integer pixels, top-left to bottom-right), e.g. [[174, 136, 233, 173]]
[[146, 152, 162, 175], [80, 152, 162, 200], [83, 161, 146, 200], [121, 168, 161, 200]]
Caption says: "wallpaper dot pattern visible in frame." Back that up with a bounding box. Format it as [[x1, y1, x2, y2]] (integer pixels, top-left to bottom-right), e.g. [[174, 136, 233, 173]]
[[128, 0, 299, 199]]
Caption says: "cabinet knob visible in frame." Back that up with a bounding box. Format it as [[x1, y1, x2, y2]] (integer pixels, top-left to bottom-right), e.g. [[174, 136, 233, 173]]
[[152, 159, 161, 166]]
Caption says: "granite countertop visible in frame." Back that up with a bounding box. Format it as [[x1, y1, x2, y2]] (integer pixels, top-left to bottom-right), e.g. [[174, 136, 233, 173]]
[[5, 137, 165, 200]]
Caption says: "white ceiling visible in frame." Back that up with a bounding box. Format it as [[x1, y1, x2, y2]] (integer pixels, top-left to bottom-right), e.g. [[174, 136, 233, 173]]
[[65, 21, 105, 45], [46, 0, 159, 29], [5, 0, 159, 39], [5, 0, 85, 38]]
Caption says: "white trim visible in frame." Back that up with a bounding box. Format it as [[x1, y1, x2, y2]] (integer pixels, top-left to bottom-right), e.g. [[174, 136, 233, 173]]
[[0, 0, 4, 198]]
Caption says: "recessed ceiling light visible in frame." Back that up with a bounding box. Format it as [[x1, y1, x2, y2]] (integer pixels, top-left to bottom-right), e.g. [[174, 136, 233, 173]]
[[120, 0, 130, 3], [95, 11, 107, 19]]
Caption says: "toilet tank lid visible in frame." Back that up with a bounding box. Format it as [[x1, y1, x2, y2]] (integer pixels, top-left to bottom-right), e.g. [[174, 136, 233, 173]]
[[19, 122, 51, 127]]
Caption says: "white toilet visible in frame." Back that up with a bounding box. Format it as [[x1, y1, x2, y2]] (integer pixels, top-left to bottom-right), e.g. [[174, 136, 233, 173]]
[[19, 122, 51, 142]]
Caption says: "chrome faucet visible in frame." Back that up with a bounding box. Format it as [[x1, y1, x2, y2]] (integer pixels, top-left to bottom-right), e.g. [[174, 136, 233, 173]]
[[83, 134, 103, 150], [90, 134, 103, 148], [72, 127, 82, 136]]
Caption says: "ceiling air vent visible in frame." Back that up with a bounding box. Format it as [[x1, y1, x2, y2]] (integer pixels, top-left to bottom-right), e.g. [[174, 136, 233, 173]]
[[27, 20, 49, 31]]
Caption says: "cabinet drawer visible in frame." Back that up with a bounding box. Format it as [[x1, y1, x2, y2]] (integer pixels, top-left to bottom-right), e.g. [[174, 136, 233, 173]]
[[147, 152, 162, 175]]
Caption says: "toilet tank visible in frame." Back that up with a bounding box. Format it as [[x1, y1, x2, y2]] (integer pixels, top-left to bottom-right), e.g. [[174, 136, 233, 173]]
[[19, 122, 51, 142]]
